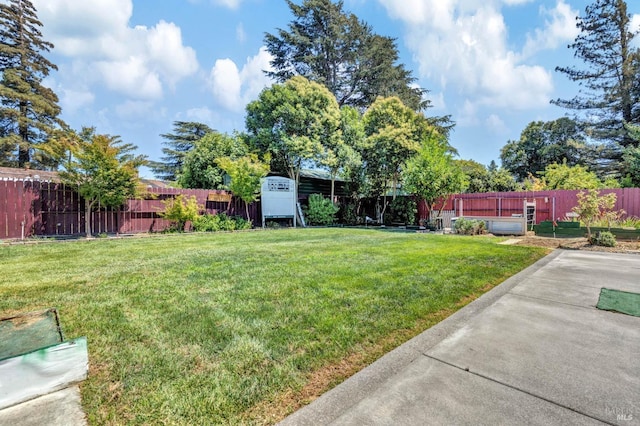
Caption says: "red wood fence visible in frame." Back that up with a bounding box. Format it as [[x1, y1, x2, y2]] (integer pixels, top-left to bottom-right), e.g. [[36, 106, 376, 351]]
[[0, 179, 258, 239], [418, 188, 640, 224]]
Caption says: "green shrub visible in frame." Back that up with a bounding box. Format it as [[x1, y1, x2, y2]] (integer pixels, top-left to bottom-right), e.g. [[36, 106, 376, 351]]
[[303, 194, 339, 226], [192, 213, 251, 232], [338, 202, 361, 225], [454, 217, 486, 235], [159, 195, 201, 232], [589, 231, 617, 247], [234, 217, 252, 231], [385, 197, 417, 225]]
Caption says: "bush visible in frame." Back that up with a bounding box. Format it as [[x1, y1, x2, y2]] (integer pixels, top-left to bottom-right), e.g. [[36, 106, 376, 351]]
[[303, 194, 339, 226], [192, 213, 251, 232], [338, 202, 361, 226], [454, 217, 486, 235], [159, 195, 201, 232], [589, 231, 617, 247], [385, 197, 417, 225]]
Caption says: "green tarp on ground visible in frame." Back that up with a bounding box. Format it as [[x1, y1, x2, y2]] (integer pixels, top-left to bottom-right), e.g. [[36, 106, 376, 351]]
[[0, 309, 64, 360], [596, 288, 640, 317]]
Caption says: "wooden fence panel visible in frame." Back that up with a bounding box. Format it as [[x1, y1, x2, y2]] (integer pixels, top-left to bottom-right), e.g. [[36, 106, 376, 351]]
[[419, 188, 640, 225]]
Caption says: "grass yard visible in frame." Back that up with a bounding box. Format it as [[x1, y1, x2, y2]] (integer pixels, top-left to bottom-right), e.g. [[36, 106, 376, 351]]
[[0, 228, 548, 424]]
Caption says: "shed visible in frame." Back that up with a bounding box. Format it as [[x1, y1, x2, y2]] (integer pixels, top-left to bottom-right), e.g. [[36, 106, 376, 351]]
[[261, 176, 297, 227]]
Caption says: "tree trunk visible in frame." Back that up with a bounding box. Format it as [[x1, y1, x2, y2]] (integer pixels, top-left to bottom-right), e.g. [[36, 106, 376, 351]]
[[330, 175, 335, 203], [85, 198, 93, 238], [18, 102, 30, 167], [245, 201, 251, 225]]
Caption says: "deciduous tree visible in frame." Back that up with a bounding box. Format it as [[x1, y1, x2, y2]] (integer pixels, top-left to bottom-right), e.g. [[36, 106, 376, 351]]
[[402, 132, 466, 218], [572, 190, 618, 239], [621, 124, 640, 186], [246, 76, 341, 194], [541, 161, 603, 190], [0, 0, 65, 168], [217, 154, 270, 223], [58, 128, 147, 237], [500, 118, 592, 181], [361, 97, 424, 204], [178, 131, 248, 189]]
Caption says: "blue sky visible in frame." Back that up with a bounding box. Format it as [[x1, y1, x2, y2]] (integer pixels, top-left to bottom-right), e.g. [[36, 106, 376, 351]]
[[33, 0, 640, 178]]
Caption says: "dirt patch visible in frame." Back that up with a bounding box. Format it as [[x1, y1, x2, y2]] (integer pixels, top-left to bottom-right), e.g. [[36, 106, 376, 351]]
[[513, 235, 640, 254]]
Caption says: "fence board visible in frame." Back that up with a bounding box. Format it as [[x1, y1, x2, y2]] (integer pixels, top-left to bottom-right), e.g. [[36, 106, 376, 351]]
[[418, 188, 640, 226], [0, 181, 259, 239]]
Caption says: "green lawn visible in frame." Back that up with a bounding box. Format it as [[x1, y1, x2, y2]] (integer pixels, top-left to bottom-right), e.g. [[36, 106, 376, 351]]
[[0, 229, 547, 425]]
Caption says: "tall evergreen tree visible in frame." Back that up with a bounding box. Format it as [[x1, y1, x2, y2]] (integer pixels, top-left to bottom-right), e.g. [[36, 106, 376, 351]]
[[0, 0, 64, 168], [264, 0, 452, 134], [148, 121, 213, 182], [552, 0, 640, 153]]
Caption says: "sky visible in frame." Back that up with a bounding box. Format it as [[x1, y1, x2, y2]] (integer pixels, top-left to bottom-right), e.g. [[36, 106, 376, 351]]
[[32, 0, 640, 178]]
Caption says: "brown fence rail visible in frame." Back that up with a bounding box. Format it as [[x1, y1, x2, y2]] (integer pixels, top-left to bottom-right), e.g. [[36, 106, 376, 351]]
[[0, 180, 258, 239]]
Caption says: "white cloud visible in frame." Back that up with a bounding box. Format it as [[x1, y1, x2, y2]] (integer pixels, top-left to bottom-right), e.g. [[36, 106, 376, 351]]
[[61, 89, 96, 113], [33, 0, 198, 101], [209, 47, 275, 112], [377, 0, 555, 124], [458, 100, 480, 127], [42, 75, 95, 114], [210, 59, 243, 111], [522, 1, 579, 57], [115, 100, 155, 120], [486, 114, 508, 135], [182, 107, 219, 124], [146, 21, 199, 86], [94, 57, 163, 100], [211, 0, 242, 9], [236, 23, 246, 43]]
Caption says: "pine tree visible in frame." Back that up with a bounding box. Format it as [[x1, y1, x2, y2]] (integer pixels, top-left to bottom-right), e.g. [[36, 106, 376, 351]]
[[0, 0, 65, 168], [148, 121, 213, 182], [552, 0, 640, 153]]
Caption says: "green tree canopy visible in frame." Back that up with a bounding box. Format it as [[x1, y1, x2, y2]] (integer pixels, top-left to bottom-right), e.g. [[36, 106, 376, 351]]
[[457, 159, 491, 193], [457, 159, 520, 193], [178, 131, 248, 189], [541, 161, 603, 190], [148, 121, 213, 182], [58, 128, 147, 237], [217, 154, 270, 223], [621, 124, 640, 186], [0, 0, 65, 168], [246, 75, 341, 190], [361, 97, 426, 200], [500, 118, 593, 181], [553, 0, 640, 153], [403, 132, 466, 217], [488, 168, 521, 192], [317, 105, 363, 200]]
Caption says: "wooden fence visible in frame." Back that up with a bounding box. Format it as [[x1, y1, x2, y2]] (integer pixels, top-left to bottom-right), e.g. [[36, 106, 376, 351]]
[[0, 179, 258, 239], [418, 188, 640, 225]]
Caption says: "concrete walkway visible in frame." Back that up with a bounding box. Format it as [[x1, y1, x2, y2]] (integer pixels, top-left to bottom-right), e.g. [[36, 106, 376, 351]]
[[280, 250, 640, 425]]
